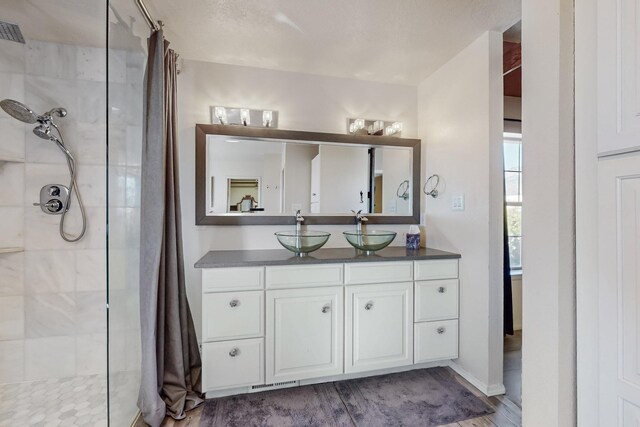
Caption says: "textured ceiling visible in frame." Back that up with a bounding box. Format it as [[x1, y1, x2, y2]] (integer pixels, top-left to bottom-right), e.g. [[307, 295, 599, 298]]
[[149, 0, 521, 85], [0, 0, 521, 85]]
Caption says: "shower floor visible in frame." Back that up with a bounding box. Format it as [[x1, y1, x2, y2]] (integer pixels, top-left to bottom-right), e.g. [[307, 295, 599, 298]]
[[0, 374, 107, 427]]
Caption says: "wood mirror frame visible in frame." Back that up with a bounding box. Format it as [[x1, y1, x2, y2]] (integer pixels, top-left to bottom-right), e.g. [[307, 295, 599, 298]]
[[195, 124, 421, 225]]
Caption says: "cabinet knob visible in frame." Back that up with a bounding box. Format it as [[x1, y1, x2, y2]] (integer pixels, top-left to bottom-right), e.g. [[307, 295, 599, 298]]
[[229, 347, 240, 357], [364, 301, 374, 310], [321, 305, 331, 313], [229, 299, 240, 308], [438, 287, 446, 293], [436, 327, 446, 334]]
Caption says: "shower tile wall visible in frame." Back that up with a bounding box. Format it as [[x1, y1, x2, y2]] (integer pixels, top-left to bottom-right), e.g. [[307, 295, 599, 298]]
[[0, 38, 142, 392]]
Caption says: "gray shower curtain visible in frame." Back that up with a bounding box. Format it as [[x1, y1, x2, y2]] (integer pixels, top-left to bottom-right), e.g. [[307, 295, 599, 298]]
[[138, 30, 203, 427]]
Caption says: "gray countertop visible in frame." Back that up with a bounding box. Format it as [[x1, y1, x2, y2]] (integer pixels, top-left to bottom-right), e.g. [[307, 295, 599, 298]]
[[195, 247, 461, 268]]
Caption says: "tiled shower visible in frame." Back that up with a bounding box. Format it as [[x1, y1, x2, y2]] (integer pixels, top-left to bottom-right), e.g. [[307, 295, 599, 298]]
[[0, 2, 146, 425]]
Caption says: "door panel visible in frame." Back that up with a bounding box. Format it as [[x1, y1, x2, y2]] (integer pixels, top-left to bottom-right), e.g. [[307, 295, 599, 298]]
[[345, 282, 413, 373], [266, 287, 343, 383], [597, 0, 640, 154], [598, 156, 640, 424]]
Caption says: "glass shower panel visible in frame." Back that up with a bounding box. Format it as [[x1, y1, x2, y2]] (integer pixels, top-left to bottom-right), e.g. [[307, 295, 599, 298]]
[[0, 1, 109, 425], [107, 2, 146, 425]]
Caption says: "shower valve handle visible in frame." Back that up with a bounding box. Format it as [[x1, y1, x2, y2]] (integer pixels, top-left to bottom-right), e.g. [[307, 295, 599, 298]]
[[33, 200, 63, 213]]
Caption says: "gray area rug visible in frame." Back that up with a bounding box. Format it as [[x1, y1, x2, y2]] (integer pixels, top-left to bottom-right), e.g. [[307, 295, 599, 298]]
[[199, 368, 493, 426], [200, 382, 352, 427], [334, 368, 494, 426]]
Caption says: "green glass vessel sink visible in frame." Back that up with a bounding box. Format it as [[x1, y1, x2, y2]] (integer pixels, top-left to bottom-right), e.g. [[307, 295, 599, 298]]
[[343, 230, 397, 254], [275, 231, 331, 256]]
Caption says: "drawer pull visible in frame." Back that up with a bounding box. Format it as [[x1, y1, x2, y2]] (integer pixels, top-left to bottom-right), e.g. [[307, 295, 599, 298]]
[[229, 347, 240, 357], [364, 301, 374, 311], [436, 327, 446, 334], [438, 287, 446, 293], [229, 299, 240, 308], [321, 305, 331, 313]]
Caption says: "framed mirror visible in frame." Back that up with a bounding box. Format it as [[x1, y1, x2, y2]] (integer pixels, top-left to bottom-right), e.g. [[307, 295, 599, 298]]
[[195, 124, 421, 225]]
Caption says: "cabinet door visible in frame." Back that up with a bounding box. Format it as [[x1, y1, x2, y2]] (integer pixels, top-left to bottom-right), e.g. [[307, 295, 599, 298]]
[[345, 282, 413, 373], [266, 286, 343, 383]]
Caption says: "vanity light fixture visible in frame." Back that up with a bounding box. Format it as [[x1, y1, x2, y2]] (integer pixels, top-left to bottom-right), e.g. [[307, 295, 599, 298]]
[[210, 106, 279, 128], [240, 108, 250, 126], [347, 118, 403, 137]]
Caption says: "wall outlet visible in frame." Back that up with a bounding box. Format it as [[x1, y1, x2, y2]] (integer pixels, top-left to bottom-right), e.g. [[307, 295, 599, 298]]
[[451, 195, 465, 211]]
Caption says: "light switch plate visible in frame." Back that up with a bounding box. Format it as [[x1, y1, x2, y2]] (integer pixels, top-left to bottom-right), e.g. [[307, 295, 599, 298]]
[[451, 195, 465, 211]]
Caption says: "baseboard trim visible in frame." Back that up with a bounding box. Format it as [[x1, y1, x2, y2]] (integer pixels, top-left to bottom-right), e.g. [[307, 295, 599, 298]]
[[447, 361, 506, 396]]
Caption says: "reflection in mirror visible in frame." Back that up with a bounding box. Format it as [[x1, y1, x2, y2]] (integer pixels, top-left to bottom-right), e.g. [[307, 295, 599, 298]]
[[206, 136, 413, 216], [227, 178, 260, 212]]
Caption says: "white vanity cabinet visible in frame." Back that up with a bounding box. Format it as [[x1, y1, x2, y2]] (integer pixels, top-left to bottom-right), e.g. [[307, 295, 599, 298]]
[[197, 250, 460, 397]]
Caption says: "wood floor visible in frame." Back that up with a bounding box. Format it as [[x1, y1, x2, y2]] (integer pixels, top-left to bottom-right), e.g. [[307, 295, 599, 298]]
[[148, 366, 522, 427]]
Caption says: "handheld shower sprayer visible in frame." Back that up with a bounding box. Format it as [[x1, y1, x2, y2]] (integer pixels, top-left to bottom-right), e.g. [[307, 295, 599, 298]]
[[0, 99, 86, 242]]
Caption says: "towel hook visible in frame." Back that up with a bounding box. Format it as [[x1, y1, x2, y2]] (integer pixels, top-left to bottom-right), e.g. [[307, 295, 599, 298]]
[[423, 174, 440, 198]]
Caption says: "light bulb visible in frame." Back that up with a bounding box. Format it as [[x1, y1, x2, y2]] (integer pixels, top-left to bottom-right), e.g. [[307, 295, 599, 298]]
[[214, 106, 227, 124], [240, 108, 250, 126], [263, 110, 273, 127]]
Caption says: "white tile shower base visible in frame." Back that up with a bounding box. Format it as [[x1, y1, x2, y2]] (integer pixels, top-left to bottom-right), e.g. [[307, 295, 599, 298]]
[[0, 374, 107, 427]]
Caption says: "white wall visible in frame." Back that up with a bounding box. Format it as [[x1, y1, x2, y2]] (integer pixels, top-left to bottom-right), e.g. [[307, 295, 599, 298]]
[[522, 0, 576, 423], [381, 148, 413, 215], [318, 145, 369, 213], [177, 59, 418, 333], [417, 31, 505, 394], [283, 143, 317, 213]]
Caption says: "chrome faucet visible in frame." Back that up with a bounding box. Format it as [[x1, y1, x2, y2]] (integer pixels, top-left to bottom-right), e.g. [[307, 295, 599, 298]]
[[352, 210, 368, 233], [295, 209, 304, 233]]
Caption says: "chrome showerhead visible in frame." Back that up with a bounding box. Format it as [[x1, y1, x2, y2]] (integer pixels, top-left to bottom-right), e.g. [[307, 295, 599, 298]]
[[0, 99, 39, 124]]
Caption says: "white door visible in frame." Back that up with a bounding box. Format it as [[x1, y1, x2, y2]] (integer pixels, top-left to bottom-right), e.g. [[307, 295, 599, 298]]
[[589, 0, 640, 422], [265, 286, 343, 383], [598, 156, 640, 424], [345, 282, 413, 373]]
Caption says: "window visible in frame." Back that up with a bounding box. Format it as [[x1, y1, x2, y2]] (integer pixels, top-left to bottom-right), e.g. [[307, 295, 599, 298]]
[[504, 132, 522, 272]]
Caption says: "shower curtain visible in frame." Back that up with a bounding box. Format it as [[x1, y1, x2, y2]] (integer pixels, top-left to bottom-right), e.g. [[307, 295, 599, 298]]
[[138, 30, 203, 427]]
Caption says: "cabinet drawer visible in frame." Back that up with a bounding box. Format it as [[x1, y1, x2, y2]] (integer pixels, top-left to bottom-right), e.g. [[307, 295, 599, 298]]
[[414, 320, 458, 363], [203, 267, 264, 292], [415, 280, 459, 322], [265, 264, 343, 289], [202, 291, 263, 342], [414, 259, 458, 281], [344, 261, 413, 285], [202, 338, 264, 391]]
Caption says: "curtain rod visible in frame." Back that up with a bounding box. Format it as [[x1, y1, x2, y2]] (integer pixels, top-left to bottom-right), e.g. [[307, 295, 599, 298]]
[[135, 0, 159, 31]]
